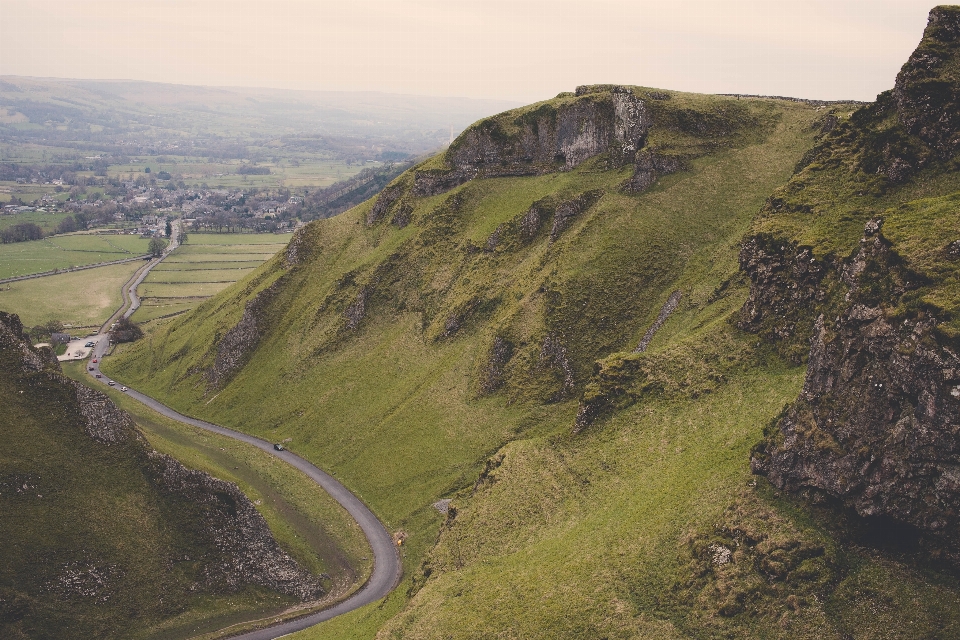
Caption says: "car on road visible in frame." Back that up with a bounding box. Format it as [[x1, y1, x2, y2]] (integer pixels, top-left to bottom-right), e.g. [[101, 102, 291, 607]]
[[95, 374, 102, 378], [274, 444, 285, 451], [108, 381, 115, 386], [120, 387, 127, 392], [88, 366, 94, 371], [92, 359, 98, 363]]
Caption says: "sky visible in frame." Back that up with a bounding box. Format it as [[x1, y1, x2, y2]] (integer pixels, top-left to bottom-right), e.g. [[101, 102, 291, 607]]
[[0, 0, 943, 104]]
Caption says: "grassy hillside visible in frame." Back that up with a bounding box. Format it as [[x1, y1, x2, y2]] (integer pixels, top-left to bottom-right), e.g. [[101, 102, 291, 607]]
[[105, 74, 960, 639], [0, 315, 303, 639]]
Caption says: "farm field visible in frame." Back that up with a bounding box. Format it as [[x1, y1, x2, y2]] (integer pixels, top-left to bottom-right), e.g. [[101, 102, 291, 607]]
[[0, 233, 151, 279], [132, 233, 288, 323], [108, 157, 369, 190], [0, 260, 142, 327], [0, 211, 72, 234]]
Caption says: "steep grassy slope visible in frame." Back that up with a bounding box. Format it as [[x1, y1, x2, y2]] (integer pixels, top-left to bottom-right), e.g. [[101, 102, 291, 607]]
[[0, 312, 334, 640], [94, 89, 856, 637], [106, 60, 960, 638]]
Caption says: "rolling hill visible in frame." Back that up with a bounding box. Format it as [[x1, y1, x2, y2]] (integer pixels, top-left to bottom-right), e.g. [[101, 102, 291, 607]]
[[101, 6, 960, 639]]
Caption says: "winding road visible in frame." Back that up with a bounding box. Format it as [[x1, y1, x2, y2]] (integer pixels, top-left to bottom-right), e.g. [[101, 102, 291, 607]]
[[85, 227, 402, 638]]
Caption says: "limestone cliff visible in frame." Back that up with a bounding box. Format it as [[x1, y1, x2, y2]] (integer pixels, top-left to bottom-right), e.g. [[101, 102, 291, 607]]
[[750, 221, 960, 559]]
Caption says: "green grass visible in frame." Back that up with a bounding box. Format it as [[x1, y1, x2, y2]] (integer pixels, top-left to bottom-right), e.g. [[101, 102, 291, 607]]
[[105, 87, 960, 639], [153, 260, 267, 271], [0, 211, 72, 234], [140, 282, 234, 298], [61, 360, 373, 607], [0, 233, 149, 279], [109, 159, 366, 190], [145, 268, 256, 284], [185, 234, 294, 245], [0, 332, 297, 640], [0, 260, 141, 327], [128, 298, 203, 322], [131, 235, 288, 322]]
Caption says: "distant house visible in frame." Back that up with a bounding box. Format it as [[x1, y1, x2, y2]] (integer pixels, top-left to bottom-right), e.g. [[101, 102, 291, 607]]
[[257, 201, 286, 216], [51, 332, 71, 345]]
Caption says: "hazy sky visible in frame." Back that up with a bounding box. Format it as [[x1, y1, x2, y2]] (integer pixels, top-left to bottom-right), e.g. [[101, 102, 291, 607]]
[[0, 0, 942, 103]]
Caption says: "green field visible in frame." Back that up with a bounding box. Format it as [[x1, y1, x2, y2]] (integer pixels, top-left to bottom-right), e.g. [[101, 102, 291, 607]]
[[110, 158, 368, 190], [154, 260, 267, 271], [145, 268, 256, 283], [0, 233, 150, 279], [139, 281, 235, 298], [131, 234, 288, 323], [0, 211, 72, 234], [0, 260, 143, 328]]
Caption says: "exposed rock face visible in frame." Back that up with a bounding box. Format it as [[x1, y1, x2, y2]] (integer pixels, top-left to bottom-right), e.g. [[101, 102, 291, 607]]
[[70, 382, 135, 444], [0, 308, 324, 601], [284, 226, 309, 267], [147, 452, 324, 600], [207, 281, 281, 387], [409, 86, 648, 199], [0, 311, 50, 373], [539, 333, 575, 401], [548, 190, 603, 242], [893, 6, 960, 158], [622, 150, 685, 193], [368, 184, 405, 226], [479, 336, 513, 395], [750, 221, 960, 562], [343, 285, 370, 330], [634, 290, 682, 353], [738, 234, 828, 362]]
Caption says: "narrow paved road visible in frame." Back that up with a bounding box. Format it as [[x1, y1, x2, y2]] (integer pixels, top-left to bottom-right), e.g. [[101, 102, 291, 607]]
[[99, 222, 181, 333], [85, 235, 402, 637]]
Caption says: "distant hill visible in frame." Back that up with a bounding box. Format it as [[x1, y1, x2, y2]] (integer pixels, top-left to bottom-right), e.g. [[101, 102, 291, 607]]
[[0, 76, 520, 162]]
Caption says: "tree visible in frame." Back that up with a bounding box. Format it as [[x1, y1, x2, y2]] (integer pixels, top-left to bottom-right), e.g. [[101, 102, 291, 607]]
[[55, 215, 78, 234], [110, 317, 143, 343], [164, 220, 172, 238], [148, 237, 168, 257]]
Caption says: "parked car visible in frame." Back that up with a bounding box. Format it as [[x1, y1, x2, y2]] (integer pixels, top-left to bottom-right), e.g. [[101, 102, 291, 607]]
[[84, 341, 94, 348], [274, 444, 285, 451]]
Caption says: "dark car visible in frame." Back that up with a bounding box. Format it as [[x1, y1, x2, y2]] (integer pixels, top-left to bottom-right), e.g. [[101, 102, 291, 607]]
[[95, 374, 102, 378], [88, 366, 94, 371], [274, 444, 285, 451], [84, 341, 95, 348]]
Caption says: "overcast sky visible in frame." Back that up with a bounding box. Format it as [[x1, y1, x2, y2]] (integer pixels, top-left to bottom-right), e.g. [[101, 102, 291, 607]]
[[0, 0, 941, 103]]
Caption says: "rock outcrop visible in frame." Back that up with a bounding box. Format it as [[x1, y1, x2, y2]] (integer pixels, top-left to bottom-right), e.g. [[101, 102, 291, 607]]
[[749, 220, 960, 562], [892, 5, 960, 158], [147, 452, 324, 600], [70, 382, 136, 444], [208, 280, 282, 387], [622, 150, 686, 193], [364, 86, 649, 217], [0, 311, 51, 373], [737, 235, 829, 363], [431, 86, 647, 191]]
